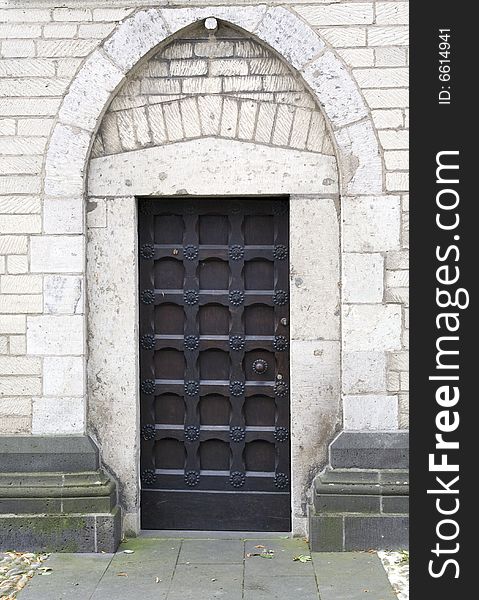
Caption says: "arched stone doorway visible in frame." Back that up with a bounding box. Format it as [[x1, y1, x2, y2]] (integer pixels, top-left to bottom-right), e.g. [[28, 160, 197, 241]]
[[41, 5, 389, 538]]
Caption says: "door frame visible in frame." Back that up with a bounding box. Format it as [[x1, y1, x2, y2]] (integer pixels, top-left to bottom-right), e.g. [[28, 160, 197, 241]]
[[86, 139, 341, 537]]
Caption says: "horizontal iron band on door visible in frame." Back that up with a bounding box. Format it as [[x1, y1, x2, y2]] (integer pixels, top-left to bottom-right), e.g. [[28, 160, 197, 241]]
[[145, 246, 287, 261], [141, 431, 289, 444], [140, 290, 288, 306]]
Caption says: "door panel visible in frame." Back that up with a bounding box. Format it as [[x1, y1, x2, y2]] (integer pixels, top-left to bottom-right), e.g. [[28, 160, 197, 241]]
[[138, 197, 290, 531]]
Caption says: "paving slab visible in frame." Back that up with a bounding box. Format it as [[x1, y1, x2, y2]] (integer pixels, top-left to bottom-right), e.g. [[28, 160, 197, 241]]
[[17, 553, 113, 600], [313, 552, 397, 600], [168, 563, 243, 600], [244, 575, 320, 600], [178, 539, 244, 564], [244, 537, 315, 577]]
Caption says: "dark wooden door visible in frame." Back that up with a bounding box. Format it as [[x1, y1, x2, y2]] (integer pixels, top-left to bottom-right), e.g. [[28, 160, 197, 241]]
[[138, 198, 290, 531]]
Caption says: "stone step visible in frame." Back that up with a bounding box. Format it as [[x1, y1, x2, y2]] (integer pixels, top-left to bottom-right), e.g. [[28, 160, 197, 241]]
[[0, 507, 121, 553], [0, 436, 99, 473], [309, 509, 409, 552]]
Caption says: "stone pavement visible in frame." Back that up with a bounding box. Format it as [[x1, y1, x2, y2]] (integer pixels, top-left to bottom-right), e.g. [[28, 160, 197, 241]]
[[18, 536, 397, 600]]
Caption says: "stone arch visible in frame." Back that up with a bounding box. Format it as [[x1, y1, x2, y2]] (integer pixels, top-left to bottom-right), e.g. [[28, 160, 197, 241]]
[[43, 5, 382, 203]]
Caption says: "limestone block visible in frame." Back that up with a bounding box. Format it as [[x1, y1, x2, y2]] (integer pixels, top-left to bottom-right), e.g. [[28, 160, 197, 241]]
[[43, 197, 83, 234], [343, 394, 399, 430], [255, 7, 324, 70], [0, 377, 41, 396], [161, 6, 267, 37], [317, 27, 366, 48], [43, 356, 85, 396], [44, 124, 90, 197], [343, 253, 383, 303], [103, 9, 169, 72], [0, 295, 42, 314], [30, 236, 84, 274], [44, 275, 84, 315], [290, 196, 340, 341], [354, 67, 408, 88], [368, 27, 408, 47], [0, 236, 27, 255], [88, 138, 339, 197], [59, 50, 124, 132], [86, 198, 107, 228], [0, 356, 41, 376], [296, 4, 374, 26], [335, 121, 382, 195], [301, 51, 368, 128], [343, 304, 402, 352], [0, 196, 40, 215], [375, 2, 409, 25], [32, 396, 85, 435], [290, 340, 340, 522], [371, 109, 404, 129], [9, 336, 26, 355], [363, 88, 409, 109], [87, 196, 139, 514], [342, 196, 400, 252], [342, 351, 387, 394], [27, 315, 84, 355], [1, 274, 42, 295], [0, 315, 25, 335]]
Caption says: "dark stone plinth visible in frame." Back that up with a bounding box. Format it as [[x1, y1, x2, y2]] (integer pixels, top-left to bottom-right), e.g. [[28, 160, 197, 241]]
[[0, 435, 121, 553], [309, 437, 409, 552], [0, 508, 121, 553], [0, 436, 99, 472], [330, 432, 409, 469]]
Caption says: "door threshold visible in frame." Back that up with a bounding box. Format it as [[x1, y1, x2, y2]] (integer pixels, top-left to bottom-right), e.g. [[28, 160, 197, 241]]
[[139, 530, 292, 539]]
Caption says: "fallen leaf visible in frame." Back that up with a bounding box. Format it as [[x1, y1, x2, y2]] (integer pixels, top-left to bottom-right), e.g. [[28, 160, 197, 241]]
[[255, 545, 266, 549], [293, 555, 312, 563]]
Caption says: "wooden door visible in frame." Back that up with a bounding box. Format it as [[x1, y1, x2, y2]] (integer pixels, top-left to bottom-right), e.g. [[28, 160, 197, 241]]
[[138, 198, 290, 531]]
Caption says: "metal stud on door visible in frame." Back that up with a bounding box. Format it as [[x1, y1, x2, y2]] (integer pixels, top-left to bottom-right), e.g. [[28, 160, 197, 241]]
[[138, 198, 290, 531]]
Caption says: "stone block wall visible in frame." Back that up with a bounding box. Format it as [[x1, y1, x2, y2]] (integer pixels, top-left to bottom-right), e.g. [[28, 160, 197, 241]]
[[0, 1, 409, 436]]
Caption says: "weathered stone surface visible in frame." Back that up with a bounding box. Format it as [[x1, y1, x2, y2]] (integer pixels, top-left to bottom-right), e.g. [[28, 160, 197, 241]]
[[342, 196, 401, 252], [342, 351, 387, 394], [104, 9, 169, 72], [87, 196, 139, 520], [27, 315, 84, 355], [256, 7, 324, 70], [32, 396, 85, 434], [290, 196, 340, 341], [301, 51, 368, 128], [88, 138, 339, 197], [59, 50, 124, 131], [335, 121, 382, 195], [343, 394, 398, 430], [30, 235, 84, 274], [343, 253, 383, 303], [43, 356, 85, 396], [290, 340, 340, 533], [44, 124, 90, 197], [343, 304, 402, 352], [43, 197, 83, 234]]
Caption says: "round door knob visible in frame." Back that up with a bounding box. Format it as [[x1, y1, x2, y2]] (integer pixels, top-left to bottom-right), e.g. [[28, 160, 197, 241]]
[[252, 359, 268, 374]]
